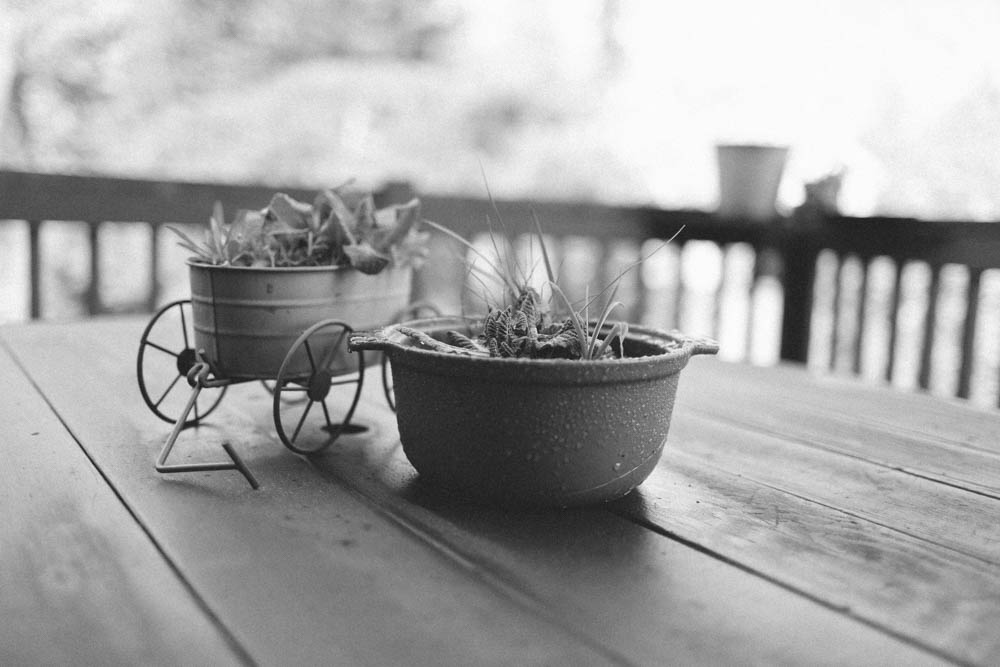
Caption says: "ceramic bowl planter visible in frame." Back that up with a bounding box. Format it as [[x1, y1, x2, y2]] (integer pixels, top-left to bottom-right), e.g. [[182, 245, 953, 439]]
[[350, 316, 718, 508]]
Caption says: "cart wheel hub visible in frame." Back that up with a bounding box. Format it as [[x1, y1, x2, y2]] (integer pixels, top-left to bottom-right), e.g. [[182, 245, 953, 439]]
[[176, 348, 198, 376], [307, 370, 332, 401]]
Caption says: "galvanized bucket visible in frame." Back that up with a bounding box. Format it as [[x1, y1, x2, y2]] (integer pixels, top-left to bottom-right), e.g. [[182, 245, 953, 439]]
[[189, 261, 412, 379], [350, 317, 718, 508]]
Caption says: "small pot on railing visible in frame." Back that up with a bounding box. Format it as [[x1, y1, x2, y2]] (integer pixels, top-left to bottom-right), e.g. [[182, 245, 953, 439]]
[[716, 143, 789, 221]]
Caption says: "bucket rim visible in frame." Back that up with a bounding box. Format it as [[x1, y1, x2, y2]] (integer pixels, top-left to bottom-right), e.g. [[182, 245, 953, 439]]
[[186, 259, 407, 275]]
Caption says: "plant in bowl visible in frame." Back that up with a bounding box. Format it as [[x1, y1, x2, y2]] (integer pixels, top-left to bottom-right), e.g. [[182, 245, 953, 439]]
[[349, 212, 719, 508]]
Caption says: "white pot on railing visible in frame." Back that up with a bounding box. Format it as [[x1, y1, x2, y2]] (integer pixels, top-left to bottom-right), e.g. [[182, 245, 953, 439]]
[[715, 144, 789, 221]]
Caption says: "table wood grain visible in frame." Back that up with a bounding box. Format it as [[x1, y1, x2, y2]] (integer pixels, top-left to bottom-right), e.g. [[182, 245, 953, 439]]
[[3, 316, 996, 666]]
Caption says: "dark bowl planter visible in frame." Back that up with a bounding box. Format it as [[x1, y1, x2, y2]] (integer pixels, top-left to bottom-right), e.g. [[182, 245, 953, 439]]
[[350, 316, 718, 508]]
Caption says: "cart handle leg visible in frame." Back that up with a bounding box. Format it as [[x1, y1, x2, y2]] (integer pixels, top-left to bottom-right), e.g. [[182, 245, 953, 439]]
[[154, 363, 259, 489]]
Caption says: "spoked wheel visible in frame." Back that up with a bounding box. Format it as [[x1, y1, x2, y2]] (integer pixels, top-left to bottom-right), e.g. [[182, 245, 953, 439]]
[[273, 320, 365, 455], [137, 299, 226, 425], [382, 301, 441, 411]]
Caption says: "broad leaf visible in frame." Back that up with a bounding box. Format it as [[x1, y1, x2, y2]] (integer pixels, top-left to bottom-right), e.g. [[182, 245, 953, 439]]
[[343, 242, 390, 274]]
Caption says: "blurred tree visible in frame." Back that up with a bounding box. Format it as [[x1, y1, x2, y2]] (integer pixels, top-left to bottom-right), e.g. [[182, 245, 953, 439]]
[[0, 0, 457, 169], [1, 0, 126, 167], [10, 0, 993, 219]]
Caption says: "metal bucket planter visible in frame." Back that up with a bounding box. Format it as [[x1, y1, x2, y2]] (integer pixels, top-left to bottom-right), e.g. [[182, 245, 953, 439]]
[[136, 261, 414, 488], [350, 317, 718, 508], [189, 261, 412, 379]]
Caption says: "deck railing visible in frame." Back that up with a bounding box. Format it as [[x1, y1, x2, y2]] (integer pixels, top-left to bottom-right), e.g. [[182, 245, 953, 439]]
[[3, 170, 999, 406]]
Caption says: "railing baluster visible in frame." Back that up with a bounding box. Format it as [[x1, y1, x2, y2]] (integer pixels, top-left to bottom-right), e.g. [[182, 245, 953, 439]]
[[957, 267, 982, 399], [747, 244, 764, 362], [829, 252, 845, 372], [918, 264, 941, 391], [86, 221, 101, 315], [673, 241, 685, 332], [710, 242, 725, 344], [148, 222, 160, 312], [885, 259, 904, 384], [852, 256, 870, 376], [779, 238, 816, 364], [28, 219, 42, 319], [746, 244, 759, 363]]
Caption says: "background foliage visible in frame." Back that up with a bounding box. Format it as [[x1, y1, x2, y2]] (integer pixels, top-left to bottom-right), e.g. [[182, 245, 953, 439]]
[[2, 0, 1000, 219]]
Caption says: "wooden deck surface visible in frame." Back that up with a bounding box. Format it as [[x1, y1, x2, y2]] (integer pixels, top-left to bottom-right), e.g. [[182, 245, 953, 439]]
[[3, 316, 998, 665]]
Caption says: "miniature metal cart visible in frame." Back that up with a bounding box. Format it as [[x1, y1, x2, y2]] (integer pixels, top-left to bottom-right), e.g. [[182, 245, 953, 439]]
[[136, 262, 436, 488]]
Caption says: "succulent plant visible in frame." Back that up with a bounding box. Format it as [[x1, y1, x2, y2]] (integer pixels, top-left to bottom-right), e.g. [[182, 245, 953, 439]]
[[396, 285, 602, 359], [396, 216, 682, 362]]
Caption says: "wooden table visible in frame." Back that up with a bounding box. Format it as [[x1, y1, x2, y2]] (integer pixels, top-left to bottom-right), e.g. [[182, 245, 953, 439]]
[[2, 316, 998, 666]]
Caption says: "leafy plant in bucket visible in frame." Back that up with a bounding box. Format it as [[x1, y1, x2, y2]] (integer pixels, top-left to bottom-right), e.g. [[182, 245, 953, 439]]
[[169, 184, 428, 274]]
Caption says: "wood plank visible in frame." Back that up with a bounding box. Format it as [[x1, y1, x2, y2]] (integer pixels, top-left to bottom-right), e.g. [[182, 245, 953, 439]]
[[0, 318, 944, 666], [0, 319, 617, 666], [653, 412, 1000, 664], [620, 454, 1000, 665], [683, 394, 1000, 498], [657, 361, 1000, 664], [681, 360, 1000, 496], [0, 343, 242, 665], [673, 412, 1000, 565]]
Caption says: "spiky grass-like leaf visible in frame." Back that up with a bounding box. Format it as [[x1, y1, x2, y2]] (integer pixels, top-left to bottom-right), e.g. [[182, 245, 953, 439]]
[[577, 227, 686, 315], [422, 219, 521, 297], [593, 321, 629, 359], [479, 164, 528, 294], [532, 209, 556, 285], [588, 280, 624, 355], [548, 282, 592, 359]]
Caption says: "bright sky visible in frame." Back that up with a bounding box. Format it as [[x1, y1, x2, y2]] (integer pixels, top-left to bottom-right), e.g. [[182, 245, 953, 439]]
[[608, 0, 1000, 215], [3, 0, 1000, 218]]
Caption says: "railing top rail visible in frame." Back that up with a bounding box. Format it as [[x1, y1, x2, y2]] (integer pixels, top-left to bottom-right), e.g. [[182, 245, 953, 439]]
[[0, 170, 317, 224], [805, 215, 1000, 269], [4, 169, 1000, 268]]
